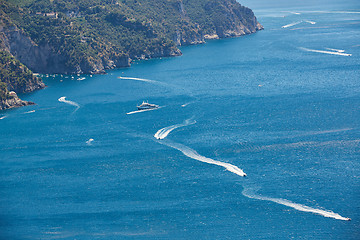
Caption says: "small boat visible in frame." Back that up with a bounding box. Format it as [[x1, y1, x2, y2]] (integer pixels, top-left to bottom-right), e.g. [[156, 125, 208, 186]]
[[137, 101, 159, 110]]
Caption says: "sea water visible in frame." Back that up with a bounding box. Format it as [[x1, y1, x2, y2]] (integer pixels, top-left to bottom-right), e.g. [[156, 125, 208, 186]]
[[1, 0, 360, 239]]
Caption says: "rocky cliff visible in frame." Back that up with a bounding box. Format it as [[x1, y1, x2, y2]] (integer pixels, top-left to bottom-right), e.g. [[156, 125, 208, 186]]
[[0, 0, 262, 75], [0, 0, 262, 110], [0, 50, 45, 110], [0, 91, 35, 110]]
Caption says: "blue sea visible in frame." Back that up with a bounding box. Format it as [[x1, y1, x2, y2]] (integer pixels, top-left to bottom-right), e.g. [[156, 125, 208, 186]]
[[1, 0, 360, 239]]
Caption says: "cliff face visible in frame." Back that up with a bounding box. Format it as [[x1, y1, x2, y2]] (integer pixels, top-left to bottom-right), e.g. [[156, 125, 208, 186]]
[[0, 50, 44, 110], [0, 0, 262, 75], [175, 0, 263, 45], [0, 23, 131, 74]]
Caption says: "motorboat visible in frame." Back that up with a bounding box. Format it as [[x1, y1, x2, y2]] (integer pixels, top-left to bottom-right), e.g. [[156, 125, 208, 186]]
[[137, 101, 159, 110]]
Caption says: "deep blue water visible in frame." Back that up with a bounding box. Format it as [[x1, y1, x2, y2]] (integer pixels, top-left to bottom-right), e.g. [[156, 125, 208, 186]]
[[1, 1, 360, 239]]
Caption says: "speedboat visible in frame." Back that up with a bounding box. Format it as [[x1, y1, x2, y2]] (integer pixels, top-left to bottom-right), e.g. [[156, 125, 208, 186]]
[[137, 101, 159, 110]]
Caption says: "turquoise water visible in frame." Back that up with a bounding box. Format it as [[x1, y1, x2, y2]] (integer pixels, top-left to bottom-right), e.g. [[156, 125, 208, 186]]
[[1, 1, 360, 239]]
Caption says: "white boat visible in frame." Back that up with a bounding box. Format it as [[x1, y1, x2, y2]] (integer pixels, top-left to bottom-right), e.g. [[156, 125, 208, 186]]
[[137, 101, 159, 110]]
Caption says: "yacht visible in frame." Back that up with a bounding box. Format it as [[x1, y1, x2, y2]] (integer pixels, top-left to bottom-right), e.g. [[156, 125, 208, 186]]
[[137, 101, 159, 110]]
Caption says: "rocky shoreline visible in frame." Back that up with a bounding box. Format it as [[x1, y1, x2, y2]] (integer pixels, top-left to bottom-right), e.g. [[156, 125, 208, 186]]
[[0, 91, 35, 111], [0, 0, 263, 110]]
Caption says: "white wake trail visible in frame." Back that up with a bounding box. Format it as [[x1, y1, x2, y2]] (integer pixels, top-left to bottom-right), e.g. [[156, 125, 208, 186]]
[[154, 119, 196, 140], [160, 140, 246, 177], [242, 189, 351, 221], [126, 106, 163, 115], [305, 20, 316, 24], [58, 96, 80, 110], [118, 76, 158, 84], [181, 101, 195, 107], [282, 21, 302, 28], [0, 115, 7, 120], [325, 48, 345, 53], [24, 110, 35, 114], [299, 47, 352, 56]]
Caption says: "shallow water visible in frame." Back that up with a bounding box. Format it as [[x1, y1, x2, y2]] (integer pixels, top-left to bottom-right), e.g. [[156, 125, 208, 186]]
[[1, 1, 360, 239]]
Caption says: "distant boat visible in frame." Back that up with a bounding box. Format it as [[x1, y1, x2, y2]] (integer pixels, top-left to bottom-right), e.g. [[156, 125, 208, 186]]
[[137, 101, 159, 110]]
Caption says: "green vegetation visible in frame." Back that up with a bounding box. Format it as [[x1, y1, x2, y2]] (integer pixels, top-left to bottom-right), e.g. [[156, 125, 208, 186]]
[[0, 50, 43, 100], [1, 0, 262, 74], [0, 0, 262, 109], [0, 81, 8, 101]]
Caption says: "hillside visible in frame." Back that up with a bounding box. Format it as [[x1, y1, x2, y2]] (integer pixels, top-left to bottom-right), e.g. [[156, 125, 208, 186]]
[[0, 50, 45, 110], [0, 0, 262, 110], [1, 0, 263, 75]]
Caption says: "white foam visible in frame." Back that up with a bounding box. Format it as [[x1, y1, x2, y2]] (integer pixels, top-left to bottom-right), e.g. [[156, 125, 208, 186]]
[[118, 76, 158, 84], [58, 96, 80, 110], [289, 12, 301, 15], [282, 21, 302, 28], [302, 11, 360, 14], [86, 138, 94, 145], [77, 77, 86, 81], [242, 189, 351, 221], [324, 48, 345, 53], [305, 20, 316, 25], [299, 47, 352, 56], [0, 115, 7, 120], [181, 101, 194, 107], [24, 110, 35, 114], [126, 106, 162, 115], [160, 141, 246, 177], [154, 119, 196, 140]]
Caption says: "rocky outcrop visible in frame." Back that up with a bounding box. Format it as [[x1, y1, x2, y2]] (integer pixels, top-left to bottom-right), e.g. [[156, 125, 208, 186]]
[[0, 91, 34, 111]]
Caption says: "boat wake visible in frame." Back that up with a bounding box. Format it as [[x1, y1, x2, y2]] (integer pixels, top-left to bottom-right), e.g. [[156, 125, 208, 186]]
[[282, 21, 302, 28], [154, 118, 196, 140], [118, 76, 171, 88], [126, 106, 163, 115], [242, 188, 351, 221], [159, 140, 246, 177], [0, 115, 7, 120], [24, 110, 36, 114], [181, 101, 195, 107], [58, 96, 80, 110], [299, 47, 352, 56], [118, 76, 159, 84], [305, 20, 316, 24], [324, 48, 345, 53]]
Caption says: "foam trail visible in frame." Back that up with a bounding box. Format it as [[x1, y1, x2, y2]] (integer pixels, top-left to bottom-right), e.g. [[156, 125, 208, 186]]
[[181, 101, 194, 107], [126, 106, 162, 115], [325, 48, 345, 53], [58, 96, 80, 110], [154, 119, 196, 140], [305, 20, 316, 24], [0, 115, 7, 120], [160, 140, 246, 177], [118, 76, 160, 84], [289, 12, 301, 15], [302, 10, 360, 14], [299, 47, 352, 56], [242, 189, 351, 221], [282, 21, 302, 28], [24, 110, 35, 114]]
